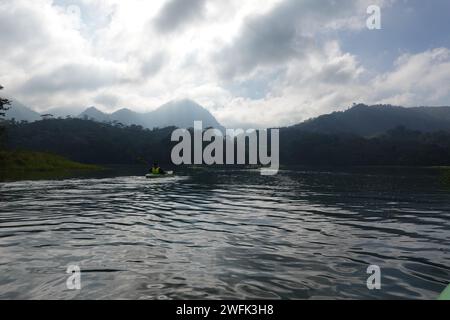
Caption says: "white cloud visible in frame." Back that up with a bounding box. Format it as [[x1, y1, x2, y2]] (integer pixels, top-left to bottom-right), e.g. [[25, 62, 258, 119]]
[[371, 48, 450, 105], [215, 46, 450, 128], [1, 0, 449, 128]]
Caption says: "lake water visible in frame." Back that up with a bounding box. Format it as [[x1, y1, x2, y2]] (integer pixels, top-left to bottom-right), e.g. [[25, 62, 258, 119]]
[[0, 167, 449, 300]]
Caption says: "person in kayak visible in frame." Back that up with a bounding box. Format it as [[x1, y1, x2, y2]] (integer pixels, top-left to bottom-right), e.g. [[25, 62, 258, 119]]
[[151, 162, 166, 175]]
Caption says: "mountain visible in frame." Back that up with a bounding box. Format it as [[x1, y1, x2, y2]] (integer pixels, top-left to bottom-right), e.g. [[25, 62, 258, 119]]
[[413, 106, 450, 123], [111, 108, 145, 127], [79, 107, 111, 122], [78, 99, 223, 130], [10, 99, 450, 137], [6, 117, 450, 167], [294, 104, 450, 137], [145, 100, 222, 129], [4, 100, 41, 122], [5, 118, 176, 165], [43, 105, 86, 118]]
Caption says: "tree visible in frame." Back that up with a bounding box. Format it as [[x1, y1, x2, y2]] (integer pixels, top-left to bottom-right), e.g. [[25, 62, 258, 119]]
[[0, 85, 11, 118], [41, 114, 54, 120], [0, 85, 12, 147]]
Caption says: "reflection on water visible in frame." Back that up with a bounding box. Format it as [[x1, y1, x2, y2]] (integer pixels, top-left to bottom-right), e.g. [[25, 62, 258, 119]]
[[0, 167, 449, 299]]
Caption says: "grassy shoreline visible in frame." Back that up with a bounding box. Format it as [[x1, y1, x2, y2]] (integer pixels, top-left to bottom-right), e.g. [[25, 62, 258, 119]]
[[1, 151, 450, 185], [0, 150, 103, 182], [441, 168, 450, 187]]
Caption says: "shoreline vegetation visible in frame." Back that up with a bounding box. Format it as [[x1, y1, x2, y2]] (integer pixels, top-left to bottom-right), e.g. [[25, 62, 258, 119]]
[[1, 150, 450, 184], [441, 168, 450, 187], [6, 118, 450, 167], [0, 150, 103, 182], [2, 103, 450, 183]]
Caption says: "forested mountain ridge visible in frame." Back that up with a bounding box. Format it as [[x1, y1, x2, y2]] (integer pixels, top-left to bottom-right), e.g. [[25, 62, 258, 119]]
[[5, 118, 450, 166], [6, 100, 450, 137], [294, 104, 450, 137], [5, 118, 177, 165]]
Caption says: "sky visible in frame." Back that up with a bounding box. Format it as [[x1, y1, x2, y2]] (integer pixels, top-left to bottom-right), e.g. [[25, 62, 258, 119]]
[[1, 0, 450, 128]]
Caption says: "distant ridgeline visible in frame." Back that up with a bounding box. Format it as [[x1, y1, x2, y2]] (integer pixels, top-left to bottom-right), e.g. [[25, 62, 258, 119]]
[[5, 103, 450, 166], [293, 104, 450, 137], [5, 99, 224, 131]]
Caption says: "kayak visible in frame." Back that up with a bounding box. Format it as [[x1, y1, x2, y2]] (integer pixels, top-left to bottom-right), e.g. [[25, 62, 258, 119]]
[[145, 171, 174, 179], [439, 284, 450, 300]]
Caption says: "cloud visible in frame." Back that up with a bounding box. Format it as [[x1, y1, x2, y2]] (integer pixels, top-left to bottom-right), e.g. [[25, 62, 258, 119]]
[[0, 2, 47, 48], [94, 93, 120, 107], [371, 48, 450, 105], [216, 47, 450, 129], [0, 1, 86, 67], [1, 0, 450, 128], [140, 51, 168, 78], [21, 63, 120, 94], [215, 0, 381, 80], [215, 41, 367, 128], [154, 0, 207, 33]]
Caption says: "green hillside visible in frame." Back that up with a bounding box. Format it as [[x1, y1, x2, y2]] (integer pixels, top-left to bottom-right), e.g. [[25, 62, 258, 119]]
[[0, 150, 103, 181], [295, 104, 450, 137]]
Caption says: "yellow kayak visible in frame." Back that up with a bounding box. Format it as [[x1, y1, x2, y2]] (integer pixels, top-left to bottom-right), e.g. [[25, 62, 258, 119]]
[[145, 171, 174, 179]]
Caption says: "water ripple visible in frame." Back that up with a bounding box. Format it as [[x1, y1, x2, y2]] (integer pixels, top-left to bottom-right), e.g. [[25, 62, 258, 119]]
[[0, 168, 449, 299]]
